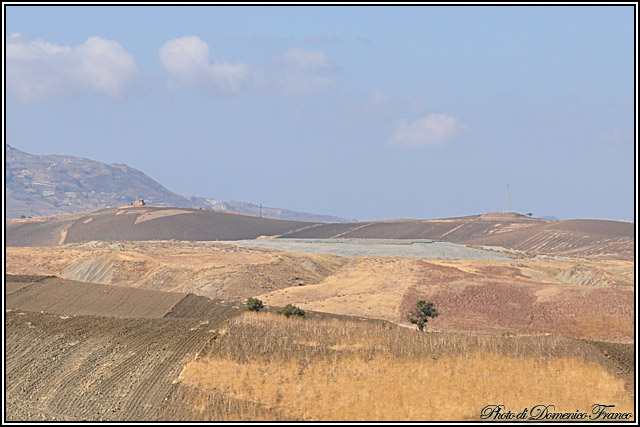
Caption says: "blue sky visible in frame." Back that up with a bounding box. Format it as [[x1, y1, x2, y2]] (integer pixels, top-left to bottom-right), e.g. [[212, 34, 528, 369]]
[[5, 5, 635, 221]]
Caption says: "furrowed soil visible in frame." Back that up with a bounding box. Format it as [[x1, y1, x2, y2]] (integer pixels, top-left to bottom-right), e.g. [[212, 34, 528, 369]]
[[5, 274, 245, 421], [6, 275, 186, 319], [5, 310, 227, 421]]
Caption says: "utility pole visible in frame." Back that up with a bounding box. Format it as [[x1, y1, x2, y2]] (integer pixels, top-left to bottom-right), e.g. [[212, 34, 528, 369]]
[[504, 182, 510, 213]]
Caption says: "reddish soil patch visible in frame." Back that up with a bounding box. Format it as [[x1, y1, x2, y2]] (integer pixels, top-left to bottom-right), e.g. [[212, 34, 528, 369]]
[[414, 260, 481, 284], [401, 279, 633, 342], [405, 282, 537, 333]]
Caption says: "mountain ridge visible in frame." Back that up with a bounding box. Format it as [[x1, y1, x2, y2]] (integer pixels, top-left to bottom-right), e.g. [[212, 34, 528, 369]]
[[5, 144, 355, 223]]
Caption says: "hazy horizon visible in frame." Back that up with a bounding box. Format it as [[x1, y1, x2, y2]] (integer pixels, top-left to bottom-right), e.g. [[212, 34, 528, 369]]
[[5, 5, 635, 222]]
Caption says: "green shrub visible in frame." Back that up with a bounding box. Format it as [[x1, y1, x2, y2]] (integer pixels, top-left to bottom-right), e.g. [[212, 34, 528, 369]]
[[278, 304, 306, 318], [407, 300, 439, 331], [246, 297, 264, 312]]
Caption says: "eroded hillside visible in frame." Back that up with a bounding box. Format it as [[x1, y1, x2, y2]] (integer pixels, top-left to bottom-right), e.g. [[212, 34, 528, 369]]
[[6, 240, 633, 342]]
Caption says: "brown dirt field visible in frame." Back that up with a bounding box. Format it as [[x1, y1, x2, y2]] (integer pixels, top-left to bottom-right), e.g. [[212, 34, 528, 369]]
[[6, 206, 317, 247], [7, 208, 632, 259], [464, 225, 633, 260], [163, 294, 242, 320], [5, 310, 228, 421], [6, 275, 187, 319]]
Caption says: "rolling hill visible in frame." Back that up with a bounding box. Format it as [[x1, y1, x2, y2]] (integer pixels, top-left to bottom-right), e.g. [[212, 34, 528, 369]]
[[6, 207, 633, 259]]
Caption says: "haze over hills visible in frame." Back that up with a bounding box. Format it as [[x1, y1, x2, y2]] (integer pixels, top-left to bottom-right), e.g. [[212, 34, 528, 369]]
[[5, 145, 354, 223]]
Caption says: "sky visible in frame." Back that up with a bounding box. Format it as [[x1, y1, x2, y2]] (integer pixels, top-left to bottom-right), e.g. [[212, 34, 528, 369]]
[[4, 4, 636, 222]]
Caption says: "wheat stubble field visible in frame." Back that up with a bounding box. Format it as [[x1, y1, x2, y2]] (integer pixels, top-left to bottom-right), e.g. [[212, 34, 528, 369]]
[[5, 209, 635, 421]]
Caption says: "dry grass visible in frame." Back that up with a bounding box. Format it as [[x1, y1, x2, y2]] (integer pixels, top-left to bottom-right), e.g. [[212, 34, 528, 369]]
[[178, 313, 635, 421], [259, 256, 415, 323]]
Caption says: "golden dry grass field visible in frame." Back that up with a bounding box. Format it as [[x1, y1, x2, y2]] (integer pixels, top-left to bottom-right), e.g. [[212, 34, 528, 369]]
[[178, 312, 635, 421]]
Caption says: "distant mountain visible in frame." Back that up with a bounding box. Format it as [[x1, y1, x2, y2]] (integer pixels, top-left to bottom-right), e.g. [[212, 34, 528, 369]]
[[5, 145, 355, 223]]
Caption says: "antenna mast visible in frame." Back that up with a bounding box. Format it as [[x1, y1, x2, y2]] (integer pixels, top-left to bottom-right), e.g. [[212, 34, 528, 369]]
[[504, 182, 510, 213]]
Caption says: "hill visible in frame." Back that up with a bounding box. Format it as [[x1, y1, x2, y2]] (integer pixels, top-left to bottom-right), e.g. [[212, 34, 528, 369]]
[[6, 208, 633, 259], [5, 144, 354, 223], [6, 206, 317, 247], [277, 212, 634, 260]]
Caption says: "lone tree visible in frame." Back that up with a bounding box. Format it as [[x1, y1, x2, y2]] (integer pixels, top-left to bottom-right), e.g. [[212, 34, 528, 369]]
[[278, 304, 306, 318], [407, 300, 439, 331], [245, 297, 264, 312]]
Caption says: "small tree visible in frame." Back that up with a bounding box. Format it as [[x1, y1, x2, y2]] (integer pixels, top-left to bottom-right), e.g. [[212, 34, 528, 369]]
[[408, 300, 439, 331], [278, 304, 305, 318], [246, 297, 264, 312]]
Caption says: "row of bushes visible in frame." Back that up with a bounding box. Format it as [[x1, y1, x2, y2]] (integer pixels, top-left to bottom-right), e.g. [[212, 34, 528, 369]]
[[245, 297, 306, 318]]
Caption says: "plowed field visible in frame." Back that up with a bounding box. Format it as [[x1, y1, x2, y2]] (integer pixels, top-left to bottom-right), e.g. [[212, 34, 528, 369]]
[[5, 310, 221, 421]]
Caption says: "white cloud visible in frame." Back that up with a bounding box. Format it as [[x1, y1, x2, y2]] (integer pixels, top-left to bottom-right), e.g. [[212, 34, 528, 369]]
[[268, 47, 335, 96], [158, 36, 335, 97], [389, 114, 466, 148], [276, 47, 330, 70], [158, 35, 249, 94], [7, 35, 138, 101]]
